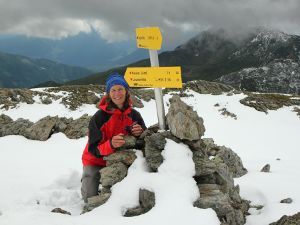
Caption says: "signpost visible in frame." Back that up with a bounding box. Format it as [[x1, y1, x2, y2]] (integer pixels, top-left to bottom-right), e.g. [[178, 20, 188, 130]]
[[125, 66, 182, 88], [136, 27, 162, 50], [126, 27, 182, 130]]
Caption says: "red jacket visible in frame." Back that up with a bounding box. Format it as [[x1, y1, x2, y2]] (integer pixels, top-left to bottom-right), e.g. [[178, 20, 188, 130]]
[[82, 96, 146, 166]]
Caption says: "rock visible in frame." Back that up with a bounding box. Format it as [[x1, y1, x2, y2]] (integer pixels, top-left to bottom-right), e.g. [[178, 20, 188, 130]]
[[182, 80, 234, 95], [25, 116, 57, 141], [269, 212, 300, 225], [0, 89, 34, 110], [100, 162, 128, 187], [218, 108, 237, 120], [144, 133, 166, 171], [51, 208, 71, 215], [261, 164, 271, 172], [82, 193, 111, 214], [62, 114, 90, 139], [193, 150, 217, 176], [160, 131, 182, 143], [41, 96, 52, 104], [280, 198, 293, 204], [0, 114, 13, 125], [116, 136, 137, 150], [293, 107, 300, 118], [0, 114, 91, 140], [250, 204, 264, 210], [130, 89, 155, 102], [58, 85, 101, 110], [194, 184, 249, 225], [193, 138, 249, 225], [0, 117, 33, 137], [239, 93, 300, 113], [104, 150, 137, 166], [124, 189, 155, 217], [130, 95, 144, 108], [200, 138, 247, 178], [166, 95, 205, 141]]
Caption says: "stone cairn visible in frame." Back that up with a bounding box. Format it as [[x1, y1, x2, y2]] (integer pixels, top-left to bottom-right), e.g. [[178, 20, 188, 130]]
[[82, 94, 250, 225]]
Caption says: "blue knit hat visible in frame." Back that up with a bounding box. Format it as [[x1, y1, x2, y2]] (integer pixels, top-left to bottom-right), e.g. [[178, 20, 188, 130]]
[[105, 73, 129, 93]]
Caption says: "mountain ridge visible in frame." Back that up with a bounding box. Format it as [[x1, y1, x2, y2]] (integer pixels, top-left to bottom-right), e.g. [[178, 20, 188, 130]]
[[66, 27, 300, 95], [0, 51, 93, 88]]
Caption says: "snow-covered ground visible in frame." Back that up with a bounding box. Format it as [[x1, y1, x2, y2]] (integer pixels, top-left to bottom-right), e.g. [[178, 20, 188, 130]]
[[0, 89, 299, 225]]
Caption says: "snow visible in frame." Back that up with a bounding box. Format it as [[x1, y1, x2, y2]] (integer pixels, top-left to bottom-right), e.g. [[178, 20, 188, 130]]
[[1, 89, 300, 225], [1, 98, 97, 122]]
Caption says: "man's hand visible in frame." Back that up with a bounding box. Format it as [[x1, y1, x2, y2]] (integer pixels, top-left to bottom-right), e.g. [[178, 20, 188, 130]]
[[131, 124, 143, 137], [111, 133, 125, 148]]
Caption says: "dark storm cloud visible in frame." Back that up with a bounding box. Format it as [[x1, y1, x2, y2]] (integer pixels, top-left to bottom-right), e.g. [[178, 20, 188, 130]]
[[0, 0, 299, 46]]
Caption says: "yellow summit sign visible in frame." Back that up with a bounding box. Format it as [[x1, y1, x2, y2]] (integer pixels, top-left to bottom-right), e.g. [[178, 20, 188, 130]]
[[136, 27, 163, 50]]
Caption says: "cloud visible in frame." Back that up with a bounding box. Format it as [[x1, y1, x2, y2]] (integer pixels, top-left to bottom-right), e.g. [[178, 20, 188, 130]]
[[0, 0, 299, 46]]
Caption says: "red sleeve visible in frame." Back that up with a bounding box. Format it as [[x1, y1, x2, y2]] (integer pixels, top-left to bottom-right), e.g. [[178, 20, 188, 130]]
[[97, 139, 115, 156]]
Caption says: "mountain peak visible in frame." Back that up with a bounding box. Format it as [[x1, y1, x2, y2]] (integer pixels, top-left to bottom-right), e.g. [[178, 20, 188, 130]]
[[250, 27, 290, 44]]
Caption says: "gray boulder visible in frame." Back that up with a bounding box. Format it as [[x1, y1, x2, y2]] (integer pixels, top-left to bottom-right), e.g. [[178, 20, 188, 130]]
[[144, 133, 166, 171], [100, 162, 128, 188], [51, 208, 71, 215], [194, 184, 249, 225], [261, 164, 271, 172], [60, 114, 90, 139], [25, 116, 57, 141], [202, 138, 247, 178], [82, 193, 111, 214], [104, 150, 137, 166], [124, 189, 155, 217], [0, 116, 33, 137], [166, 95, 205, 141]]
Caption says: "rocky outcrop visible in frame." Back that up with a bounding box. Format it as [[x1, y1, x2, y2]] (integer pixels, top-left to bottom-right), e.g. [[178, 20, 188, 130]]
[[270, 212, 300, 225], [182, 80, 235, 95], [0, 89, 34, 110], [0, 85, 145, 111], [240, 93, 300, 113], [0, 115, 33, 137], [0, 114, 90, 140], [218, 59, 300, 95], [0, 88, 60, 110]]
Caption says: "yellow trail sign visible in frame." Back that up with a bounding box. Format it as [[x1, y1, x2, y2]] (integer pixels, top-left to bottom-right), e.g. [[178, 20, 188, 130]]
[[136, 27, 162, 50], [125, 67, 182, 88]]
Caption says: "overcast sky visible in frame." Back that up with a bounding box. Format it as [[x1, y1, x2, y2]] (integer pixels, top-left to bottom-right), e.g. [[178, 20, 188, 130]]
[[0, 0, 299, 46]]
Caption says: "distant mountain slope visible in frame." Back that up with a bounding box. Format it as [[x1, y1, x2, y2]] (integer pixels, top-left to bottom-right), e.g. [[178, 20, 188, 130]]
[[0, 51, 92, 88], [67, 28, 300, 94], [0, 32, 150, 71], [217, 29, 300, 94]]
